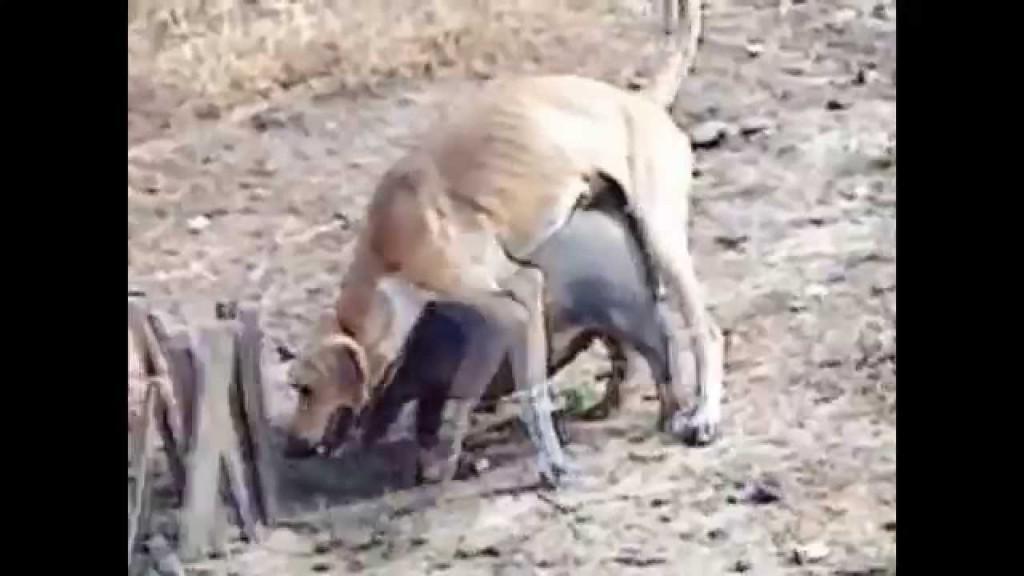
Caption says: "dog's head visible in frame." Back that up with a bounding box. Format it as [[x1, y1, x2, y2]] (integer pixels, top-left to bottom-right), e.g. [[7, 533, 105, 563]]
[[283, 311, 370, 458]]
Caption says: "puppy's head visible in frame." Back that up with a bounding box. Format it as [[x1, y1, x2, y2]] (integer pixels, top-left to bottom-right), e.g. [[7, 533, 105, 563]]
[[283, 311, 369, 458]]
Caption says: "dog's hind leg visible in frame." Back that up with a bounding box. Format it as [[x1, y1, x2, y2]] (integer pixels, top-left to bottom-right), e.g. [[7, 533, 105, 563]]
[[625, 116, 724, 446], [645, 224, 724, 445]]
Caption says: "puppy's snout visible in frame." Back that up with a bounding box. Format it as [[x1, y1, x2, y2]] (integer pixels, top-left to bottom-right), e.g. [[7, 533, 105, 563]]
[[283, 435, 318, 459]]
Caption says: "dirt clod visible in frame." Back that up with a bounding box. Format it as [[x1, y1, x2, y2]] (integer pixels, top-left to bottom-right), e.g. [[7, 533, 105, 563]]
[[793, 541, 831, 565], [732, 559, 753, 573], [690, 120, 733, 148], [739, 116, 774, 137], [826, 98, 851, 111]]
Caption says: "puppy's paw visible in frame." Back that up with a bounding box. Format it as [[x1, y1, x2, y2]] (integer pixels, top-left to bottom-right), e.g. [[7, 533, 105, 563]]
[[416, 449, 459, 485]]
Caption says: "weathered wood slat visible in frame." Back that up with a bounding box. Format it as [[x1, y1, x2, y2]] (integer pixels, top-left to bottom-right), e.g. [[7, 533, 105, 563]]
[[179, 323, 236, 561], [145, 311, 188, 497], [128, 297, 166, 568], [237, 304, 280, 525], [133, 299, 280, 565], [128, 381, 157, 567]]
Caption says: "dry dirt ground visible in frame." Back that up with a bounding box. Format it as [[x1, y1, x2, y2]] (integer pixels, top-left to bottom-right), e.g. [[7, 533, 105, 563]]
[[128, 0, 896, 574]]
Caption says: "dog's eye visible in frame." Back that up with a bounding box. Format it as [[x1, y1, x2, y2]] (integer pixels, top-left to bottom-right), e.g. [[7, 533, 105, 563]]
[[290, 383, 312, 399]]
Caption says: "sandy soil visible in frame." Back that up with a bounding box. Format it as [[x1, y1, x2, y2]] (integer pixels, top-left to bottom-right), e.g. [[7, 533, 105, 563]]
[[128, 0, 896, 574]]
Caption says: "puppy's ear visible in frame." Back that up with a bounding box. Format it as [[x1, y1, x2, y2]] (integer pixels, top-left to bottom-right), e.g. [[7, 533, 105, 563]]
[[322, 332, 370, 407]]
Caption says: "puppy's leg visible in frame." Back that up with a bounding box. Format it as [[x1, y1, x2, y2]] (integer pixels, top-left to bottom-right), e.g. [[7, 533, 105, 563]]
[[580, 338, 631, 421], [409, 247, 571, 486], [361, 396, 410, 448], [646, 302, 687, 432], [416, 396, 474, 484]]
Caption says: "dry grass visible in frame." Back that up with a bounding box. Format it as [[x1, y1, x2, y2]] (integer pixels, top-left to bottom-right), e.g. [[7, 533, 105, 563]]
[[128, 0, 646, 112]]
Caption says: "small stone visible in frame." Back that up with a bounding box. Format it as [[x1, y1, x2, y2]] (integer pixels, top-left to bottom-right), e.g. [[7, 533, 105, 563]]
[[742, 478, 783, 505], [826, 99, 850, 111], [793, 541, 830, 565], [193, 101, 221, 120], [691, 121, 733, 148], [186, 215, 211, 234], [825, 270, 847, 284], [738, 116, 774, 137], [311, 562, 332, 573], [715, 234, 749, 251], [472, 456, 491, 474], [853, 67, 881, 86], [746, 42, 765, 58], [313, 540, 335, 555], [455, 544, 501, 559], [613, 546, 667, 567], [628, 450, 667, 464], [707, 528, 728, 542], [805, 284, 828, 300], [732, 559, 752, 573], [830, 8, 858, 29]]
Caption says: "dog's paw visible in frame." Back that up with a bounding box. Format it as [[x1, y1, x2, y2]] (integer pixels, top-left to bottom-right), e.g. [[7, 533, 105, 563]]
[[537, 455, 583, 490], [669, 408, 721, 447]]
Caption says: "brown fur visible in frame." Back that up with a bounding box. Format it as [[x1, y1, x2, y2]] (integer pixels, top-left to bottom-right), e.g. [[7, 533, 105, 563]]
[[286, 4, 722, 466], [287, 74, 722, 452]]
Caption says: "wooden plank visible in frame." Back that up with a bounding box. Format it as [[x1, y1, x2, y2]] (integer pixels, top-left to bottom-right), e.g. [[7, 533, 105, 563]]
[[212, 299, 262, 538], [144, 311, 188, 497], [178, 323, 236, 561], [220, 436, 260, 543], [237, 304, 280, 525], [128, 381, 157, 567], [128, 298, 149, 430], [128, 297, 161, 568], [162, 329, 197, 457]]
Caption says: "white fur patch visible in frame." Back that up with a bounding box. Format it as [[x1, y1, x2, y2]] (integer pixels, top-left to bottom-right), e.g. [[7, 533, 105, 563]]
[[373, 276, 430, 362], [511, 177, 590, 259]]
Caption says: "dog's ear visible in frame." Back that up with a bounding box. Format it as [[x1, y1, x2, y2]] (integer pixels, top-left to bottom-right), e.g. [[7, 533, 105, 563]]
[[322, 332, 370, 407], [314, 309, 341, 337]]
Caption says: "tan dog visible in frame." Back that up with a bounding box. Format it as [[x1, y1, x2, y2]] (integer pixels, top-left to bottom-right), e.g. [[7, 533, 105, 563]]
[[286, 6, 720, 487]]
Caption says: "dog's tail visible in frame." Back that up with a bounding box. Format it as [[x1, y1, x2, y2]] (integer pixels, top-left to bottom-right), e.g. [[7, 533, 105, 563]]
[[641, 0, 702, 109]]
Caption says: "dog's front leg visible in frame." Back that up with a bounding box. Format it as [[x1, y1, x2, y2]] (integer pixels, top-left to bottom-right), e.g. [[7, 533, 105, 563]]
[[501, 266, 576, 488]]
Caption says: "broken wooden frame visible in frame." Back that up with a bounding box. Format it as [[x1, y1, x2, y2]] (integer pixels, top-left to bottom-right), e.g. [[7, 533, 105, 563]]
[[128, 296, 183, 568], [127, 295, 281, 566]]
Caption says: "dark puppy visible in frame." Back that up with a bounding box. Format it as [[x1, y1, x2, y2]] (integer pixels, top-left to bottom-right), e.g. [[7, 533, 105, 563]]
[[361, 193, 685, 483]]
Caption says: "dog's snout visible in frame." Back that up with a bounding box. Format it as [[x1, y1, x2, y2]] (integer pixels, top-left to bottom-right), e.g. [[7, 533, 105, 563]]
[[283, 435, 317, 459]]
